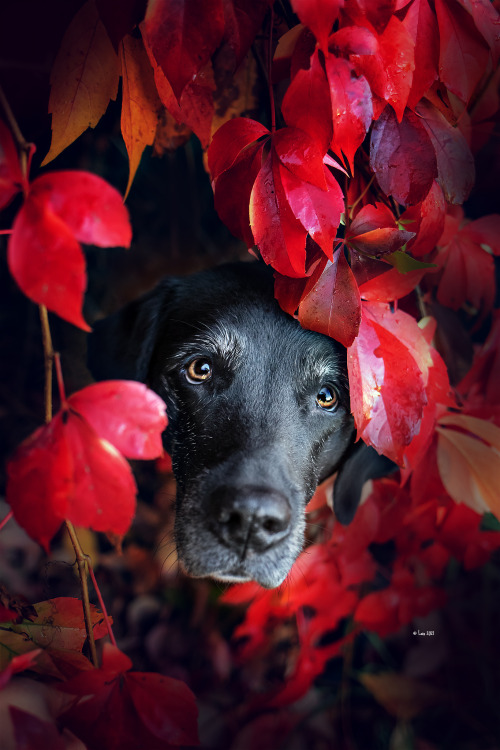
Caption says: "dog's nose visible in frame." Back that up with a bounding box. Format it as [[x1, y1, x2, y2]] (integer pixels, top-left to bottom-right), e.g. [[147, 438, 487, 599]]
[[208, 486, 292, 554]]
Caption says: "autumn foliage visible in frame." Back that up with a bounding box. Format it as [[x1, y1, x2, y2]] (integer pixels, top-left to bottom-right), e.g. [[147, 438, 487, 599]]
[[1, 0, 500, 747]]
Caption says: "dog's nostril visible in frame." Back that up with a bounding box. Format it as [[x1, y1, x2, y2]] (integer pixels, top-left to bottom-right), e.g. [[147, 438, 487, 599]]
[[262, 516, 285, 534], [209, 486, 292, 553]]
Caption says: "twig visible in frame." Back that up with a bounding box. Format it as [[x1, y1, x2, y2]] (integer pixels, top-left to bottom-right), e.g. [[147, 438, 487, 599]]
[[0, 82, 31, 186], [39, 306, 54, 424], [88, 565, 117, 647], [268, 6, 276, 133], [0, 510, 13, 532], [65, 520, 99, 666]]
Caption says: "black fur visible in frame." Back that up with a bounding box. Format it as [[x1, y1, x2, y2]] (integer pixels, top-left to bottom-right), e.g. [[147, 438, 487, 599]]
[[88, 262, 391, 588]]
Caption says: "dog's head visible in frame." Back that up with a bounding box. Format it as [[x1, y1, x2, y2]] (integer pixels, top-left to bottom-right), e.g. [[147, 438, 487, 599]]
[[89, 262, 390, 588]]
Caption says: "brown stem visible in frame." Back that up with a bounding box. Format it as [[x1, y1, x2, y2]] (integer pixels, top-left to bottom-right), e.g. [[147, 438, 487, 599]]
[[0, 510, 13, 532], [0, 83, 31, 185], [39, 305, 54, 424], [348, 174, 375, 219], [65, 520, 99, 667], [88, 565, 117, 647], [267, 6, 276, 133], [38, 307, 98, 666]]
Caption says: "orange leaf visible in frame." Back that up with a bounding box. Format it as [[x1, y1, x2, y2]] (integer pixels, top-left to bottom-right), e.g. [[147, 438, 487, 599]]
[[120, 35, 161, 199], [436, 414, 500, 517], [42, 0, 119, 165]]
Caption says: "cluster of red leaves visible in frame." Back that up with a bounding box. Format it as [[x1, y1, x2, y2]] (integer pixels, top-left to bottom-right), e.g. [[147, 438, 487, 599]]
[[222, 319, 500, 704], [6, 379, 167, 550], [223, 471, 500, 706], [0, 599, 199, 750], [204, 0, 500, 472]]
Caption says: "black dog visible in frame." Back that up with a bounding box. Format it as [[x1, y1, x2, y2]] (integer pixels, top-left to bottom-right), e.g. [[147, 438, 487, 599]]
[[89, 262, 390, 588]]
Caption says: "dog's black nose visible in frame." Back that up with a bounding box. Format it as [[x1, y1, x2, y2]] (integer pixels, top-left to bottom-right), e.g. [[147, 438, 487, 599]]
[[208, 486, 292, 554]]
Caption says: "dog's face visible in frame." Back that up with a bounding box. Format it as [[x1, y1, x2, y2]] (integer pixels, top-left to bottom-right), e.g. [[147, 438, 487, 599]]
[[89, 263, 389, 588]]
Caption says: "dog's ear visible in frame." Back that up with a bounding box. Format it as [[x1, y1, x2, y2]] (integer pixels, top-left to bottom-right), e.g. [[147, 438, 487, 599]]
[[88, 280, 176, 382], [333, 441, 395, 525]]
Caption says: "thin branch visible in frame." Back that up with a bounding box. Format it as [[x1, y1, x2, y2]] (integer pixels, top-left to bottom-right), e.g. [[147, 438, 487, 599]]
[[0, 82, 31, 185], [39, 299, 98, 667], [39, 305, 54, 424], [65, 520, 99, 667], [0, 510, 13, 532], [88, 565, 117, 647], [268, 6, 276, 133]]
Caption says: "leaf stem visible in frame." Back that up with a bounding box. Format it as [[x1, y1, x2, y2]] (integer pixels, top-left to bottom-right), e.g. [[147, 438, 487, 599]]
[[88, 564, 117, 647], [349, 174, 375, 219], [268, 6, 276, 133], [39, 304, 98, 667], [39, 305, 54, 424], [0, 83, 31, 188], [54, 352, 67, 406], [0, 510, 13, 532], [65, 520, 99, 667]]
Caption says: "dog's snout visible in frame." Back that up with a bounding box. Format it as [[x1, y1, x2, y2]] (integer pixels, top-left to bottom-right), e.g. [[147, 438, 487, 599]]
[[209, 486, 292, 554]]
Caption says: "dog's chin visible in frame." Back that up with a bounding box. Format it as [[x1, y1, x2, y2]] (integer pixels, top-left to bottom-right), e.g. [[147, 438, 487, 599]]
[[178, 556, 290, 589]]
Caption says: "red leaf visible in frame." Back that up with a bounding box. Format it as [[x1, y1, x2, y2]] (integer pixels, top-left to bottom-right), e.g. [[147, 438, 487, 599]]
[[348, 303, 432, 463], [281, 49, 333, 154], [213, 139, 265, 247], [416, 99, 475, 205], [208, 117, 269, 180], [6, 409, 136, 549], [350, 17, 415, 121], [279, 163, 343, 258], [370, 107, 437, 206], [249, 151, 308, 277], [436, 229, 495, 314], [402, 0, 439, 109], [458, 311, 500, 405], [298, 248, 361, 347], [402, 180, 446, 258], [272, 127, 327, 189], [0, 650, 41, 690], [291, 0, 343, 53], [141, 30, 215, 148], [358, 267, 425, 302], [347, 203, 415, 255], [96, 0, 146, 50], [325, 56, 373, 170], [30, 171, 132, 248], [0, 119, 25, 210], [7, 170, 131, 331], [218, 0, 272, 70], [434, 0, 490, 104], [329, 25, 378, 56], [143, 0, 225, 101], [456, 0, 500, 65], [347, 0, 396, 34], [462, 214, 500, 255], [8, 194, 90, 331], [68, 381, 167, 460], [61, 644, 199, 749], [10, 707, 67, 750]]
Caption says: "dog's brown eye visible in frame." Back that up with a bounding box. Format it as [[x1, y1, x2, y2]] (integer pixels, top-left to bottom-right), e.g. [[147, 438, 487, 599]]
[[316, 385, 338, 411], [185, 358, 212, 384]]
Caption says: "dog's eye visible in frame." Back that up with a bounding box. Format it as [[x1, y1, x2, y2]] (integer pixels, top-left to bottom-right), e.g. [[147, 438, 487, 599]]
[[184, 358, 212, 384], [316, 385, 338, 411]]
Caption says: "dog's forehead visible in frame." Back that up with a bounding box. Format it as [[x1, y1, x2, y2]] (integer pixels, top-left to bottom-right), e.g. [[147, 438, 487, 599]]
[[166, 269, 345, 382]]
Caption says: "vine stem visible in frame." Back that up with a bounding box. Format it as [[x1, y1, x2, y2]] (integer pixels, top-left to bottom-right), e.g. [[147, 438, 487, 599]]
[[2, 84, 102, 666], [88, 565, 117, 647], [65, 521, 99, 666], [268, 6, 276, 133], [39, 309, 99, 666], [0, 83, 31, 189], [0, 510, 13, 532]]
